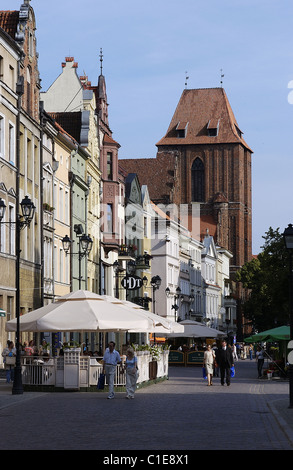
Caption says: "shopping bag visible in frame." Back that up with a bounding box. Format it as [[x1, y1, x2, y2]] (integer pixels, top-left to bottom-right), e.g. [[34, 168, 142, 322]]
[[202, 366, 207, 380], [6, 356, 16, 365], [230, 366, 235, 378], [97, 373, 105, 389]]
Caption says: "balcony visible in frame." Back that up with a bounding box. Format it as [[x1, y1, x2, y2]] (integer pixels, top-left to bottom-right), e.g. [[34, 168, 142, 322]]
[[43, 203, 54, 230], [118, 244, 137, 259]]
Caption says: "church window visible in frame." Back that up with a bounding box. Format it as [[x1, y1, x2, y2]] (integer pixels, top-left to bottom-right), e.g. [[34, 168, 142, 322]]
[[191, 158, 204, 202]]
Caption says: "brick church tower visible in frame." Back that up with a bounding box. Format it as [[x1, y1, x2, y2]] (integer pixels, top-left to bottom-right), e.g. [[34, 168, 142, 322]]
[[120, 87, 253, 279]]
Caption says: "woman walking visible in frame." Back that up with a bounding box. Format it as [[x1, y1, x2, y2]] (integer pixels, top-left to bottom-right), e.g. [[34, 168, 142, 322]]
[[2, 341, 16, 383], [125, 347, 138, 399], [204, 345, 215, 386]]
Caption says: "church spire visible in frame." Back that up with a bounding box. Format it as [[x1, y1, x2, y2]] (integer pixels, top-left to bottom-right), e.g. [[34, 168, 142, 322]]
[[97, 48, 108, 126]]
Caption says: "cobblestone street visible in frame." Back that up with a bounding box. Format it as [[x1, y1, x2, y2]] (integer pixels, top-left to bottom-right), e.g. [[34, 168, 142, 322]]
[[0, 358, 292, 454]]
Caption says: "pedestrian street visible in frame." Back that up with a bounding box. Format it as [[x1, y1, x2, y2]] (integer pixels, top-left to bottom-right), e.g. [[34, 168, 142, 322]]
[[0, 358, 292, 451]]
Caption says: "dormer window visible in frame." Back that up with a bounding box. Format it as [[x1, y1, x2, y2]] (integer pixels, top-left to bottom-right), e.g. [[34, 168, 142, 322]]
[[207, 119, 219, 137], [234, 124, 243, 139], [176, 121, 188, 138]]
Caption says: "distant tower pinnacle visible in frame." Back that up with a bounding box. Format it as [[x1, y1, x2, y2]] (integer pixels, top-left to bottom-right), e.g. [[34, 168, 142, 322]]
[[220, 69, 224, 87], [100, 48, 103, 75]]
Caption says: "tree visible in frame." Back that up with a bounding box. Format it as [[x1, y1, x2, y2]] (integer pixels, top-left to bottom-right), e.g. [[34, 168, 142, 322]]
[[236, 227, 289, 332]]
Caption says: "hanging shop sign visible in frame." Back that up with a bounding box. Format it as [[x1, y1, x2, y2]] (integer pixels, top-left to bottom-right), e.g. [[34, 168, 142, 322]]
[[121, 275, 143, 290]]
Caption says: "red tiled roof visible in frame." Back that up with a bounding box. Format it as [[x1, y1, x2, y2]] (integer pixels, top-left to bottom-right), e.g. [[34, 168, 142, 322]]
[[156, 88, 252, 152], [103, 133, 120, 147], [120, 153, 176, 203], [0, 11, 19, 39]]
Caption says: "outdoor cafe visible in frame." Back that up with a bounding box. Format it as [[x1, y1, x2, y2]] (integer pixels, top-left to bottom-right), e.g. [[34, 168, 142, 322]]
[[5, 290, 181, 391]]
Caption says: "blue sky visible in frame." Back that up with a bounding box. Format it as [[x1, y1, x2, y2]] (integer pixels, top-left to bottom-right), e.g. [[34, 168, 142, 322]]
[[2, 0, 293, 254]]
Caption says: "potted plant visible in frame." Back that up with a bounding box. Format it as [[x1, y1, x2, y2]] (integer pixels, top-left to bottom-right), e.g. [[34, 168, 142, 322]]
[[63, 341, 81, 352]]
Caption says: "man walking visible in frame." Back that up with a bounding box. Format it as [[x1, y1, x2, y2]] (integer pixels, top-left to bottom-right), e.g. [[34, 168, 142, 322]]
[[102, 341, 121, 399], [217, 340, 234, 386]]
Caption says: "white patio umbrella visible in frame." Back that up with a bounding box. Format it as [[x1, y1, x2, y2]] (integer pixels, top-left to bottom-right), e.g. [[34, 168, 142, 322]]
[[101, 296, 184, 333], [5, 290, 157, 333], [166, 319, 224, 339]]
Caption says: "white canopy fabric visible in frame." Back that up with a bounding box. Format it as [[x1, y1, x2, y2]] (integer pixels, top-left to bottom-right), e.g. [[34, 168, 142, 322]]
[[101, 296, 184, 334], [5, 290, 162, 333], [166, 319, 224, 339]]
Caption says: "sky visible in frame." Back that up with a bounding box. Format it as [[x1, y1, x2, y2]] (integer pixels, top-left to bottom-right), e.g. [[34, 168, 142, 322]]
[[2, 0, 293, 255]]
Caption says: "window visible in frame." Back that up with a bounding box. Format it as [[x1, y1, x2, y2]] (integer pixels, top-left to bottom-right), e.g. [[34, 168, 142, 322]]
[[107, 203, 113, 232], [26, 67, 31, 115], [191, 157, 205, 202], [9, 123, 15, 165], [0, 209, 5, 252], [65, 190, 69, 225], [27, 137, 32, 179], [0, 114, 4, 158], [0, 56, 3, 80], [8, 204, 15, 255], [29, 31, 34, 57], [7, 296, 14, 323], [144, 216, 148, 237], [9, 65, 15, 91], [207, 119, 219, 137], [176, 121, 188, 139], [107, 152, 113, 179], [59, 248, 63, 283], [59, 186, 64, 221]]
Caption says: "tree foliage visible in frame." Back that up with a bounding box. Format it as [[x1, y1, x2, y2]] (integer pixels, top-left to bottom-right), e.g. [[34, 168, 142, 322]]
[[236, 227, 290, 331]]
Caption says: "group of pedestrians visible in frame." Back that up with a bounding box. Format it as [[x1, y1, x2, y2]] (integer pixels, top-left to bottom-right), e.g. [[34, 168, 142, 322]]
[[102, 339, 237, 399], [102, 341, 138, 399], [203, 340, 235, 386]]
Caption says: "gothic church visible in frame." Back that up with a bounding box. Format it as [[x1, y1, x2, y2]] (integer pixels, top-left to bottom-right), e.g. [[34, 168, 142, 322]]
[[120, 87, 253, 280]]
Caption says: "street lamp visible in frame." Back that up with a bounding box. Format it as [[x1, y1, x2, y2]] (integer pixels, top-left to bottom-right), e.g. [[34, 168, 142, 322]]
[[0, 195, 35, 226], [113, 260, 124, 299], [62, 227, 93, 289], [165, 286, 184, 321], [150, 275, 161, 344], [150, 275, 161, 315], [0, 195, 36, 395], [283, 223, 293, 408]]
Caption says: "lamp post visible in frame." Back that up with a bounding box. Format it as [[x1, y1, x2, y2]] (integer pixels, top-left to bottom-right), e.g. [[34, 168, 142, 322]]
[[188, 289, 195, 319], [165, 286, 184, 321], [0, 196, 36, 395], [283, 223, 293, 408], [150, 275, 161, 344], [62, 226, 93, 289], [151, 276, 161, 314], [113, 260, 122, 299]]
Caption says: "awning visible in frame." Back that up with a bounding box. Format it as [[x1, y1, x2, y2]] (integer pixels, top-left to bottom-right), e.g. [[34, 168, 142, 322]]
[[244, 325, 290, 343]]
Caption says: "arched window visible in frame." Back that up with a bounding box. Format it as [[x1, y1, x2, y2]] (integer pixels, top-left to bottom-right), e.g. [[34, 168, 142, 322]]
[[191, 157, 204, 202]]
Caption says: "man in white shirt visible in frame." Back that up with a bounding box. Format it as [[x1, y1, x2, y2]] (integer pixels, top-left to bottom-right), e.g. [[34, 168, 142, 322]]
[[102, 341, 121, 399]]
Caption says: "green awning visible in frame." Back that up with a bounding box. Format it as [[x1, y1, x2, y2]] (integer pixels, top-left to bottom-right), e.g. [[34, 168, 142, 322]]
[[244, 325, 290, 343], [0, 308, 6, 317]]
